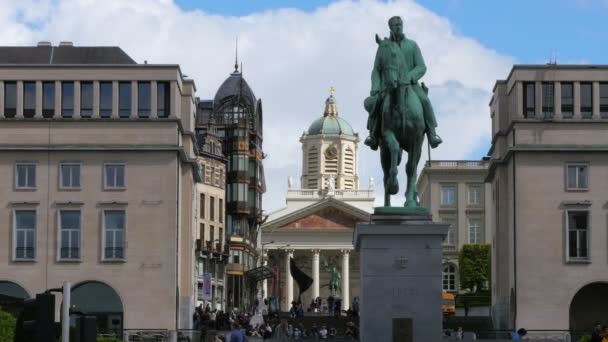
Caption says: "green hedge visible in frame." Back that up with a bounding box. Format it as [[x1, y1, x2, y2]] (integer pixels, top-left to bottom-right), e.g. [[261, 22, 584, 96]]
[[97, 338, 121, 342], [0, 309, 16, 342], [577, 335, 591, 342]]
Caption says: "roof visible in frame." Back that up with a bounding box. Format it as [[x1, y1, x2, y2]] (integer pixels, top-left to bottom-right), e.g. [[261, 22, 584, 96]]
[[0, 46, 136, 64], [213, 70, 256, 111], [306, 94, 356, 137]]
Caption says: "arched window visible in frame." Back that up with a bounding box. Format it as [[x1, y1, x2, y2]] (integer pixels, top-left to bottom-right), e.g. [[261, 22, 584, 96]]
[[442, 264, 457, 291], [0, 281, 29, 316]]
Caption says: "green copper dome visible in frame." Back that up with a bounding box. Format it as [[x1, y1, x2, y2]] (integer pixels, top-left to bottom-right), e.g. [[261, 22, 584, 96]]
[[306, 93, 356, 136]]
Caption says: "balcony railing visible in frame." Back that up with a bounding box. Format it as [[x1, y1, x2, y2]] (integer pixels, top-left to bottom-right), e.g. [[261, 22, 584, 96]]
[[287, 188, 374, 200], [426, 160, 488, 169]]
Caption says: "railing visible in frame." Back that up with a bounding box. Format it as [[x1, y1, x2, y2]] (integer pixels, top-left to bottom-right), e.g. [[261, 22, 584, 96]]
[[287, 189, 374, 199], [427, 160, 489, 169]]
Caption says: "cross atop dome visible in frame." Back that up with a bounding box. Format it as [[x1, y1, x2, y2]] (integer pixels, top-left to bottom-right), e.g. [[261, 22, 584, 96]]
[[324, 87, 338, 117]]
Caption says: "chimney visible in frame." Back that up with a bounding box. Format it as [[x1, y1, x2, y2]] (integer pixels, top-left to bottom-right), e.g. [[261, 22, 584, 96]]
[[37, 41, 52, 47], [59, 41, 73, 47]]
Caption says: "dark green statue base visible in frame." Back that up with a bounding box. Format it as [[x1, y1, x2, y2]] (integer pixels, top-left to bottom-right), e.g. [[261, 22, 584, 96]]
[[374, 206, 431, 216]]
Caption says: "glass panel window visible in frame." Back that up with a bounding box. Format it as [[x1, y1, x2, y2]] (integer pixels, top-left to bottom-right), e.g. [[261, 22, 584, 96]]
[[567, 210, 589, 260], [442, 264, 456, 291], [14, 210, 36, 259], [16, 163, 36, 189], [200, 194, 205, 218], [441, 217, 456, 246], [561, 82, 574, 118], [542, 82, 554, 119], [42, 82, 55, 118], [210, 196, 215, 221], [119, 82, 131, 118], [138, 82, 151, 117], [60, 163, 81, 189], [580, 82, 592, 118], [4, 81, 17, 118], [468, 218, 483, 244], [104, 210, 126, 260], [100, 82, 113, 118], [219, 199, 223, 223], [523, 82, 535, 118], [440, 185, 456, 207], [468, 184, 482, 205], [157, 82, 170, 118], [59, 210, 80, 260], [566, 164, 588, 190], [61, 82, 74, 118], [104, 163, 125, 189], [600, 83, 608, 118], [80, 82, 93, 117], [23, 81, 36, 118]]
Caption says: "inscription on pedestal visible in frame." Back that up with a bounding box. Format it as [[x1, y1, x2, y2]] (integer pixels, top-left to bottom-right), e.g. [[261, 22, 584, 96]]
[[393, 318, 413, 342]]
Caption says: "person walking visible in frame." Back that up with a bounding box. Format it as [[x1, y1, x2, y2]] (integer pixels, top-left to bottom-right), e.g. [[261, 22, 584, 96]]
[[591, 323, 602, 342], [229, 322, 244, 342]]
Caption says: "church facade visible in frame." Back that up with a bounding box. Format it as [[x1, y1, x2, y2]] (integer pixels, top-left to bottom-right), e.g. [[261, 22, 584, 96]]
[[261, 91, 374, 312]]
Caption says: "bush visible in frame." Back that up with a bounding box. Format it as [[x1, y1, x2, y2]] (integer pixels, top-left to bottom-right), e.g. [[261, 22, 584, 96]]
[[459, 244, 491, 292], [577, 335, 591, 342], [0, 309, 16, 342], [97, 338, 121, 342]]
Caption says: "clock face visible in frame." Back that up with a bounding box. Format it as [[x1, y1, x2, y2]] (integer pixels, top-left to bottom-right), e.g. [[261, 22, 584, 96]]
[[325, 145, 338, 159]]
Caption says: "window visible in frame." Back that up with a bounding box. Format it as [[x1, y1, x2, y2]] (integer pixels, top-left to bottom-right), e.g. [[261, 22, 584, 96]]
[[468, 184, 482, 206], [441, 216, 456, 246], [103, 210, 126, 260], [566, 163, 588, 190], [23, 81, 36, 118], [104, 163, 125, 189], [468, 218, 483, 244], [601, 83, 608, 118], [61, 82, 74, 118], [42, 82, 55, 118], [80, 82, 93, 117], [60, 163, 81, 189], [200, 194, 205, 218], [157, 82, 170, 118], [210, 226, 215, 249], [199, 223, 204, 241], [440, 185, 456, 207], [14, 210, 36, 260], [4, 81, 16, 117], [523, 82, 535, 118], [542, 82, 554, 119], [567, 210, 589, 261], [138, 82, 151, 117], [15, 162, 36, 189], [210, 196, 215, 221], [100, 82, 112, 118], [219, 199, 223, 223], [119, 82, 131, 118], [442, 264, 456, 291], [59, 210, 80, 260], [561, 82, 573, 118], [580, 82, 592, 118], [219, 227, 223, 245]]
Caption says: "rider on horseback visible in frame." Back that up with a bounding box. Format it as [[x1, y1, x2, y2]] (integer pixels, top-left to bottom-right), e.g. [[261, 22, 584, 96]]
[[364, 16, 442, 150]]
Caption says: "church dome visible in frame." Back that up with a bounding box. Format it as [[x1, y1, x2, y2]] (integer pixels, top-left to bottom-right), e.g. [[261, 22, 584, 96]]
[[306, 92, 356, 136], [213, 67, 256, 111]]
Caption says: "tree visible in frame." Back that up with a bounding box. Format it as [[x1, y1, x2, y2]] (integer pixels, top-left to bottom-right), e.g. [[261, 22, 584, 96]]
[[0, 309, 16, 342], [458, 244, 491, 293]]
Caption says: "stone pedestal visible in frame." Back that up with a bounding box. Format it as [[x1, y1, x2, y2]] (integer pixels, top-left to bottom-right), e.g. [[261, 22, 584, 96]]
[[354, 215, 448, 342]]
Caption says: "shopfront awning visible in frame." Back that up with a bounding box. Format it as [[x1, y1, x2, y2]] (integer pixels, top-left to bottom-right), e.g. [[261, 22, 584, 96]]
[[245, 265, 275, 283]]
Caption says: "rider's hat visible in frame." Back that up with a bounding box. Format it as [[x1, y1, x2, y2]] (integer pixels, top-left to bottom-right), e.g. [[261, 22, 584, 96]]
[[364, 94, 379, 115]]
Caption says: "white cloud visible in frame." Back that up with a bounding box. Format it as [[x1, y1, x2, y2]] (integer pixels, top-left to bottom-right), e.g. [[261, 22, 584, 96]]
[[0, 0, 515, 211]]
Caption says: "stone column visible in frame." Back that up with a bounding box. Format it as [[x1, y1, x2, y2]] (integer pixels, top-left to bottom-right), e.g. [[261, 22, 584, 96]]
[[54, 81, 61, 118], [593, 82, 600, 119], [111, 81, 119, 119], [574, 81, 581, 119], [554, 82, 562, 120], [74, 81, 81, 119], [312, 249, 320, 301], [285, 249, 294, 311], [16, 81, 24, 119], [262, 251, 268, 299], [92, 81, 100, 118], [0, 81, 4, 118], [150, 80, 158, 119], [341, 249, 350, 311], [534, 81, 542, 119], [131, 80, 138, 119], [515, 82, 523, 119]]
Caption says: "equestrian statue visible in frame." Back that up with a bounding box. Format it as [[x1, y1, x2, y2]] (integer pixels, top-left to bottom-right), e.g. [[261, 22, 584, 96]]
[[364, 16, 442, 212]]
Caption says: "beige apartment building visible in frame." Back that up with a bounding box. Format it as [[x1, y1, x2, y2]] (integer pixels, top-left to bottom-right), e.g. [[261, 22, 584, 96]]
[[195, 126, 228, 310], [0, 43, 201, 331], [417, 159, 493, 293], [488, 65, 608, 331]]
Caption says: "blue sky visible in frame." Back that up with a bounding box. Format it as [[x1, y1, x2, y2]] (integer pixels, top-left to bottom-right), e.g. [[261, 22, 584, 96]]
[[175, 0, 608, 159]]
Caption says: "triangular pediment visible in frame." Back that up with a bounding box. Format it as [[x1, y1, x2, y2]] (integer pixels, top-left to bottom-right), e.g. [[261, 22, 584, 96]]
[[262, 198, 370, 230]]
